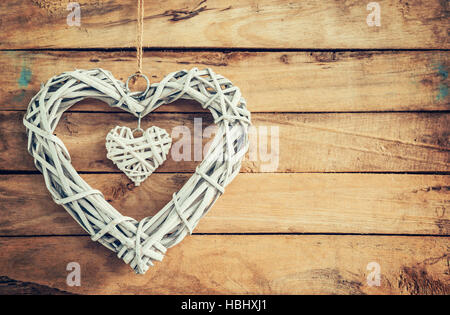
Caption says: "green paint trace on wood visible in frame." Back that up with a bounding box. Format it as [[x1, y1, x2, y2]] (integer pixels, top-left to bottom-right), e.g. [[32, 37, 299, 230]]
[[437, 84, 448, 101], [433, 63, 448, 102], [18, 63, 32, 87], [435, 64, 448, 80]]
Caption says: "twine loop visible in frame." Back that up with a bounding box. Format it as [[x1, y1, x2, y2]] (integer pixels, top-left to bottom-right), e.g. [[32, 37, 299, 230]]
[[136, 0, 144, 75]]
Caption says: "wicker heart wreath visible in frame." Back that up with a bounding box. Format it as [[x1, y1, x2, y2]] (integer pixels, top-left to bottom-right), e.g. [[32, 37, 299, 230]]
[[23, 68, 251, 274]]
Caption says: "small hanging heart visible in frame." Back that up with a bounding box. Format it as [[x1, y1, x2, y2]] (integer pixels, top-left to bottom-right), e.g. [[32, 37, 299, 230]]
[[106, 125, 172, 186]]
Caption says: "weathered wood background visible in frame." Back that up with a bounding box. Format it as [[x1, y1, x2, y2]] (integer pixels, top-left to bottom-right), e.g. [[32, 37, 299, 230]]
[[0, 0, 449, 295]]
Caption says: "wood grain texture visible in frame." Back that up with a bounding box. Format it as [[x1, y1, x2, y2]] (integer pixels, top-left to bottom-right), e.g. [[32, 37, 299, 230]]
[[0, 235, 448, 294], [0, 173, 448, 236], [0, 276, 73, 295], [1, 111, 448, 172], [2, 50, 449, 113], [0, 0, 448, 49]]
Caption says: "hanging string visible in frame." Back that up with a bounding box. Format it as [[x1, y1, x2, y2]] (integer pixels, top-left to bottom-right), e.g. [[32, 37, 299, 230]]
[[136, 0, 144, 75]]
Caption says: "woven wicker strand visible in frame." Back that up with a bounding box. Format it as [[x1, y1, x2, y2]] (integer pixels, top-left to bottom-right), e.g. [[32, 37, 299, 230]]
[[23, 68, 251, 274]]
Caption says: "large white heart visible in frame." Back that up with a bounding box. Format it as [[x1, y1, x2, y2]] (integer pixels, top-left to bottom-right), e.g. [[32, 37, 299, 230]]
[[23, 68, 251, 274]]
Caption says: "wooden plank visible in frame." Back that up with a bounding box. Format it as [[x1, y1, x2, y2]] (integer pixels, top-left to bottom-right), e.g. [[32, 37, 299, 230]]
[[0, 1, 448, 49], [0, 173, 448, 236], [2, 50, 449, 113], [0, 276, 73, 295], [1, 111, 448, 172], [0, 235, 448, 294]]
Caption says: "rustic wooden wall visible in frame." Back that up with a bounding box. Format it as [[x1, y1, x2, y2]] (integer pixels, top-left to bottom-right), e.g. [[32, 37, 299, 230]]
[[0, 0, 448, 295]]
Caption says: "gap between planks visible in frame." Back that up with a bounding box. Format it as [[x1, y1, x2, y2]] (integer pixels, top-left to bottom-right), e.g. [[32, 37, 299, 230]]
[[1, 233, 449, 238], [4, 109, 450, 114], [1, 48, 450, 52]]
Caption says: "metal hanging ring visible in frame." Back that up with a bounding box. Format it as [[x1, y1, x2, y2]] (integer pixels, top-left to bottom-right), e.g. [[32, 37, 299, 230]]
[[126, 73, 150, 100]]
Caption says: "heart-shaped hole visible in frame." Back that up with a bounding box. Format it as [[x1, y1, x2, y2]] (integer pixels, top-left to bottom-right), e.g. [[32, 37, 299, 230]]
[[55, 100, 215, 221]]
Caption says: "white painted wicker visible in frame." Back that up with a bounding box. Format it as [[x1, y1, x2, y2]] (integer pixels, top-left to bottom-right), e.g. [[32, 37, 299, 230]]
[[23, 68, 251, 274], [106, 125, 172, 186]]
